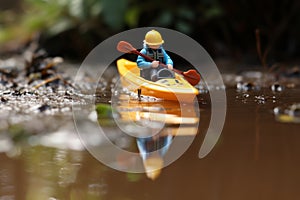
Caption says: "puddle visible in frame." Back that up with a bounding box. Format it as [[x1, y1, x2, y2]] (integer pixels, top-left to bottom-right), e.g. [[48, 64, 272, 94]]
[[1, 60, 300, 199]]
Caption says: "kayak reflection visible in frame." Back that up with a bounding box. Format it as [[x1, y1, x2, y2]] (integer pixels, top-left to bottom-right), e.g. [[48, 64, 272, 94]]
[[115, 95, 199, 131], [114, 96, 200, 179]]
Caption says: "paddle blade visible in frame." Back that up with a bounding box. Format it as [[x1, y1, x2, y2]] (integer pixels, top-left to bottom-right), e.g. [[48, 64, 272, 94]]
[[117, 41, 136, 53], [183, 70, 201, 86]]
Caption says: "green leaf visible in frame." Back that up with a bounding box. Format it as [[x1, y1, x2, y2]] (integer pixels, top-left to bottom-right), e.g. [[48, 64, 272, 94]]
[[154, 11, 173, 27], [175, 20, 192, 34], [101, 0, 128, 30], [126, 173, 142, 182], [204, 6, 223, 19], [125, 6, 140, 27], [47, 18, 75, 36], [95, 103, 113, 118], [90, 1, 103, 17], [68, 0, 85, 19], [177, 7, 195, 20]]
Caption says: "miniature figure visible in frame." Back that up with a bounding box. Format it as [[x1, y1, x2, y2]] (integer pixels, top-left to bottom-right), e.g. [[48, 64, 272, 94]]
[[116, 32, 201, 101], [136, 30, 174, 81]]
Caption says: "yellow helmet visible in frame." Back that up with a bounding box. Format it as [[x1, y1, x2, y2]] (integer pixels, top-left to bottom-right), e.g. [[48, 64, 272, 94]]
[[144, 30, 164, 46]]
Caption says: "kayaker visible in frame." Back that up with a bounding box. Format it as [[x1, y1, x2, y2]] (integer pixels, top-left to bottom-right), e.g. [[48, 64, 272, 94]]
[[137, 30, 174, 81]]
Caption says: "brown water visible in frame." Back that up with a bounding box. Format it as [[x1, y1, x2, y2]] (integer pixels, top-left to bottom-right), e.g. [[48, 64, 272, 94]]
[[1, 87, 300, 200]]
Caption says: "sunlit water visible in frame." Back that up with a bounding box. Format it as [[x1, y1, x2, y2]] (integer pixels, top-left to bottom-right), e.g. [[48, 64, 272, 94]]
[[1, 86, 300, 200]]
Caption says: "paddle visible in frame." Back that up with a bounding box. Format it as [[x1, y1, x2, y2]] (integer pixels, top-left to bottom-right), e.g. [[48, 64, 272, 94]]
[[117, 41, 200, 86]]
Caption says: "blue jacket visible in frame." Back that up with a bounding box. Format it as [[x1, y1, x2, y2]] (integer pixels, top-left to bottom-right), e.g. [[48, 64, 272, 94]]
[[136, 45, 173, 69]]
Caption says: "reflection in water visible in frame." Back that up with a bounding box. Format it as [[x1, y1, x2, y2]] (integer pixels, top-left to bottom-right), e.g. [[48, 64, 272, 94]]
[[1, 88, 300, 199], [115, 94, 200, 134], [137, 135, 172, 180], [0, 147, 108, 200], [0, 93, 200, 199], [114, 95, 200, 179]]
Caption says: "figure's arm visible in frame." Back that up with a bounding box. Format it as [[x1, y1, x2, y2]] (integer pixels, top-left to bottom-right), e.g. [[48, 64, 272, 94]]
[[137, 49, 152, 69], [162, 48, 173, 69], [162, 48, 173, 66]]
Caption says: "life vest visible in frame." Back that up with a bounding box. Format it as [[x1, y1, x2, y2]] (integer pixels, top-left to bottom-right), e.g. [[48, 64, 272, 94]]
[[146, 48, 165, 63]]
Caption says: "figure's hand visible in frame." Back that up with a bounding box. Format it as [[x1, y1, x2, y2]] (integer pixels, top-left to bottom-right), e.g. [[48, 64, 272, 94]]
[[151, 61, 159, 68], [167, 64, 173, 70]]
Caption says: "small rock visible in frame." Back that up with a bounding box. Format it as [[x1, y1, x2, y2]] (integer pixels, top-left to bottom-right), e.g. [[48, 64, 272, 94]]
[[271, 83, 284, 92], [289, 104, 300, 117], [38, 104, 51, 112], [237, 82, 259, 92]]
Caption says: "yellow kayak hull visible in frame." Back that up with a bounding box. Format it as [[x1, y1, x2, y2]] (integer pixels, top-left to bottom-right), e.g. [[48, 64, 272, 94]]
[[116, 59, 199, 101]]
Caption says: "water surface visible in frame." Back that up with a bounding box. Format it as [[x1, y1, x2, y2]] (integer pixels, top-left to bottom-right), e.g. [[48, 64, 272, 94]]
[[1, 87, 300, 200]]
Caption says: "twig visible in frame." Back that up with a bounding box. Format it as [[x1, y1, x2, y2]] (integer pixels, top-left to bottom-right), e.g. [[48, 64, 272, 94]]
[[33, 74, 76, 89], [255, 29, 268, 71], [33, 75, 60, 89], [57, 74, 77, 89]]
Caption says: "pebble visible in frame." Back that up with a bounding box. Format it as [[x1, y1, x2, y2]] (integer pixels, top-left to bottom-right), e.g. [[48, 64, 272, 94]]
[[271, 83, 284, 92], [243, 94, 250, 98], [274, 104, 300, 123], [237, 82, 259, 92], [254, 95, 266, 104], [289, 104, 300, 117]]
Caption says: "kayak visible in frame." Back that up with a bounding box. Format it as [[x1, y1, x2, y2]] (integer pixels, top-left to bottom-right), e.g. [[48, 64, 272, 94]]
[[116, 59, 199, 101]]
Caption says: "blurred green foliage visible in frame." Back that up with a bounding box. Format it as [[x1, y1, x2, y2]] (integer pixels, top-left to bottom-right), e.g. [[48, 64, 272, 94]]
[[8, 124, 30, 143], [0, 0, 225, 56], [0, 0, 117, 42], [0, 0, 300, 61], [95, 103, 113, 118]]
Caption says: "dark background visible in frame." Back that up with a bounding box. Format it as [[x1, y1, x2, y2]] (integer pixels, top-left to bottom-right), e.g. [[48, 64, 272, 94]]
[[1, 0, 300, 65]]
